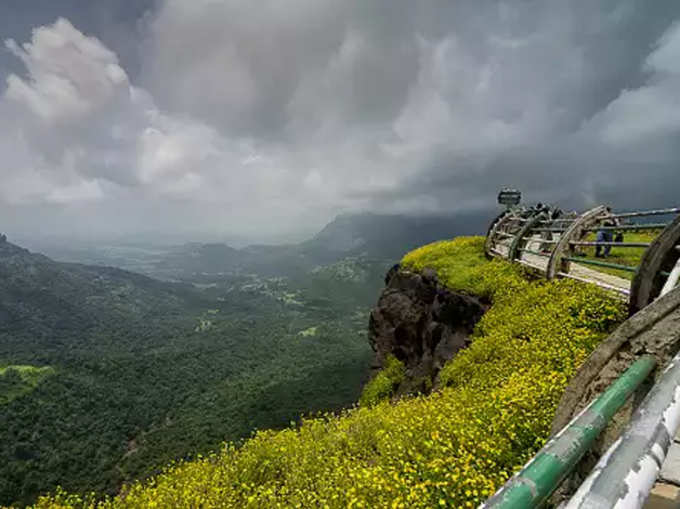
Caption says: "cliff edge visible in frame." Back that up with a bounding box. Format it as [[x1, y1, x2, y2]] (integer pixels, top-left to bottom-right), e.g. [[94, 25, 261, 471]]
[[368, 266, 487, 395]]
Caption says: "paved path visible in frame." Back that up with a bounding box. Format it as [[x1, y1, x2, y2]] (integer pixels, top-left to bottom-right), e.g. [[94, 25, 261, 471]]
[[645, 432, 680, 508], [494, 235, 631, 295]]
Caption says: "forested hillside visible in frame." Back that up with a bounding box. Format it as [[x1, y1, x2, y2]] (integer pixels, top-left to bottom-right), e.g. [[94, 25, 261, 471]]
[[0, 236, 386, 506], [34, 237, 626, 508], [1, 213, 490, 506]]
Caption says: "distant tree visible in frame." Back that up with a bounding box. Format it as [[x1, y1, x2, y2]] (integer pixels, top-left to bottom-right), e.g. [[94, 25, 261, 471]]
[[0, 233, 6, 242]]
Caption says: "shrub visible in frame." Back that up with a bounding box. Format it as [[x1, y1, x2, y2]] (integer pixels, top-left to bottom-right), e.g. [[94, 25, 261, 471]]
[[35, 237, 626, 508], [359, 355, 405, 407]]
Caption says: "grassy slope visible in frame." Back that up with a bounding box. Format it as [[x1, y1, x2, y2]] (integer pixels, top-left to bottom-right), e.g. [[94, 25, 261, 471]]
[[35, 237, 626, 509]]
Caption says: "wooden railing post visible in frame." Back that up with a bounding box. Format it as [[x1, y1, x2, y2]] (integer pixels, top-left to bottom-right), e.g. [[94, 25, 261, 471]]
[[509, 212, 548, 260], [546, 206, 608, 280], [485, 212, 517, 259], [629, 214, 680, 314]]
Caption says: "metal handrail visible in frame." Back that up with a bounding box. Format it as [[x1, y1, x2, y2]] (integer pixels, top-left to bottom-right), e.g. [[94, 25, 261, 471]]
[[486, 205, 677, 304], [582, 224, 668, 232], [566, 350, 680, 508], [660, 258, 680, 297], [484, 205, 680, 509], [569, 241, 651, 248], [562, 256, 638, 273], [610, 207, 680, 219], [481, 356, 656, 508]]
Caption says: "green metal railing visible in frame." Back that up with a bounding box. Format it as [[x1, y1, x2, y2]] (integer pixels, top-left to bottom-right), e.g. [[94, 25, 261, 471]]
[[562, 256, 639, 273], [610, 207, 680, 219], [583, 223, 668, 232], [483, 204, 680, 508], [486, 204, 680, 308], [569, 241, 651, 248], [481, 355, 656, 509]]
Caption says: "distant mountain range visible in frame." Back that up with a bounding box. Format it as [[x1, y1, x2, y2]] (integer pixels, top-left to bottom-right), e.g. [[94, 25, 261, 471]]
[[0, 212, 488, 344], [153, 212, 489, 279]]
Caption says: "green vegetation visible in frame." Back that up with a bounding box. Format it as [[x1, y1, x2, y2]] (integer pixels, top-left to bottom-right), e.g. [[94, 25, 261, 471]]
[[35, 236, 626, 508], [0, 365, 55, 404], [0, 240, 386, 507], [298, 326, 318, 338], [359, 355, 405, 407]]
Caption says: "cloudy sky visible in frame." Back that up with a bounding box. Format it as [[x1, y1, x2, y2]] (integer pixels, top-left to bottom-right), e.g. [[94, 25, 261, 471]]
[[1, 1, 679, 244]]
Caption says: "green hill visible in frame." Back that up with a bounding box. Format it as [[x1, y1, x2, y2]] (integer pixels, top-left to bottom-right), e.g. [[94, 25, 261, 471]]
[[0, 240, 385, 506], [34, 237, 626, 508]]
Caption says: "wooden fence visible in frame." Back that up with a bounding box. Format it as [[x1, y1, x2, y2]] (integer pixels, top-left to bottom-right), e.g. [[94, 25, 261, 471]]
[[485, 206, 680, 314]]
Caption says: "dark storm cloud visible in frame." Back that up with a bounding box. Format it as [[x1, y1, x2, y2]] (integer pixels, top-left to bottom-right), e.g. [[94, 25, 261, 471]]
[[1, 0, 680, 242]]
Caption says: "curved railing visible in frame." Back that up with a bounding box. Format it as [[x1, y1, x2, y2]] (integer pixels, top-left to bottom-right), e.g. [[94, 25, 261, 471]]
[[481, 288, 680, 509], [481, 204, 680, 508], [485, 205, 680, 312]]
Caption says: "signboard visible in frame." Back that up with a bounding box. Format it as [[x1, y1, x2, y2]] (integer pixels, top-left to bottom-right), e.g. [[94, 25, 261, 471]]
[[498, 188, 521, 207]]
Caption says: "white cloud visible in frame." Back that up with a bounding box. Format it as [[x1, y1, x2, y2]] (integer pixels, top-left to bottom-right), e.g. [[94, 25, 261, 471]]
[[1, 18, 233, 208], [46, 180, 104, 204], [645, 21, 680, 75], [5, 18, 128, 123], [2, 4, 680, 242]]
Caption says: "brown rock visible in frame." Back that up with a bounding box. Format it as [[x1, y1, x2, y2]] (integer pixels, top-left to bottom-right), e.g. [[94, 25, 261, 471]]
[[368, 267, 487, 395]]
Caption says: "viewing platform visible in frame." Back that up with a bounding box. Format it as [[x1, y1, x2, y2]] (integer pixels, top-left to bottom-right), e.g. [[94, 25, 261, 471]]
[[483, 199, 680, 509]]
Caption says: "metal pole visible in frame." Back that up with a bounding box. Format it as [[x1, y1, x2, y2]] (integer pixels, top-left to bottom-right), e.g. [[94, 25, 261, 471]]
[[660, 257, 680, 297], [610, 207, 680, 219], [565, 352, 680, 509], [583, 224, 668, 232], [562, 256, 638, 273], [569, 241, 651, 248], [481, 356, 656, 509]]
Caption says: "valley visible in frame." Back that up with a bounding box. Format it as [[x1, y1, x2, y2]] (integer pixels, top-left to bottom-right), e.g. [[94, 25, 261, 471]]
[[0, 213, 483, 506]]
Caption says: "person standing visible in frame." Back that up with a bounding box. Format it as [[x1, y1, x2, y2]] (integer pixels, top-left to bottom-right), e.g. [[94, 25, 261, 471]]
[[595, 223, 614, 257], [595, 208, 619, 258]]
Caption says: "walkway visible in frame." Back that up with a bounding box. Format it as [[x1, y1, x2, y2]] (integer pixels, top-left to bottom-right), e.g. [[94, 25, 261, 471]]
[[493, 235, 631, 297], [647, 432, 680, 508]]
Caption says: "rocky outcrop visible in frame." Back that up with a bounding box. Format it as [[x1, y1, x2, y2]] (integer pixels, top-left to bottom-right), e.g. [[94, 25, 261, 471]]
[[368, 265, 487, 395]]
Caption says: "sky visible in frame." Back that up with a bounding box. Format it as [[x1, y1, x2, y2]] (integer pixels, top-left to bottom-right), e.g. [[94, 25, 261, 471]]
[[1, 1, 679, 244]]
